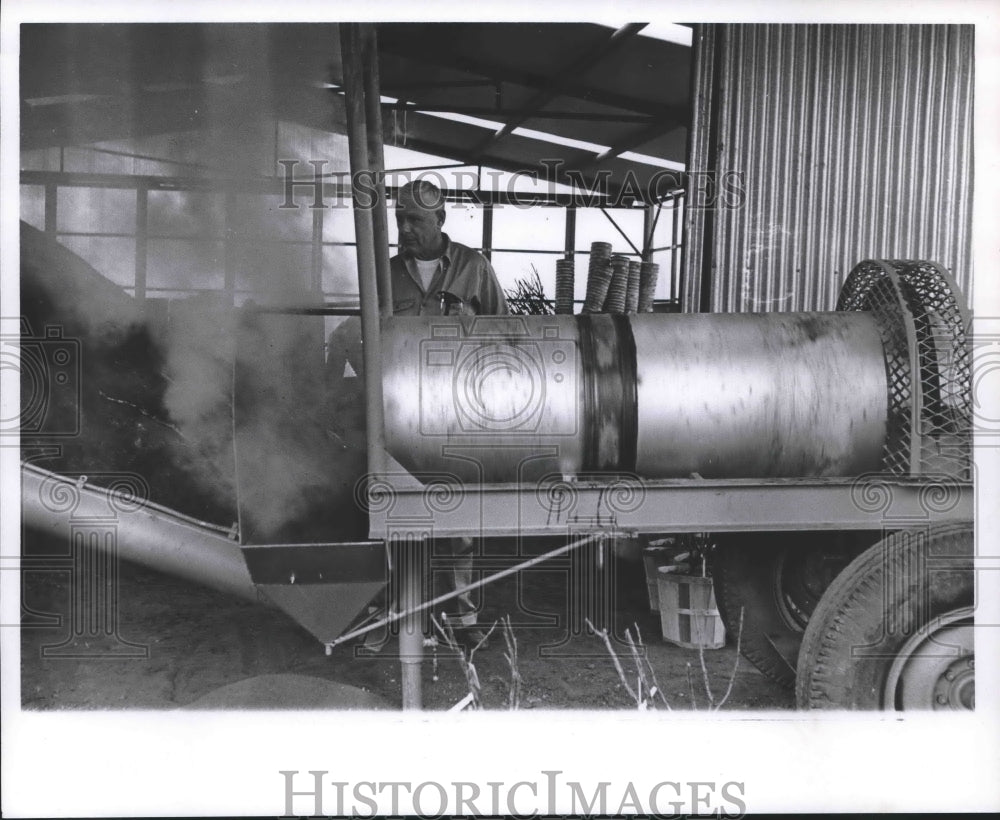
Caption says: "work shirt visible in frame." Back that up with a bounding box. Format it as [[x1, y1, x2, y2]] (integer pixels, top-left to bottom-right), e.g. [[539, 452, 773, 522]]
[[390, 234, 509, 316]]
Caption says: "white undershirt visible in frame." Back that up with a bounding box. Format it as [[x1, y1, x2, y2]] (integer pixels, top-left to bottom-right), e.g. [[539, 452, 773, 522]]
[[414, 257, 441, 291]]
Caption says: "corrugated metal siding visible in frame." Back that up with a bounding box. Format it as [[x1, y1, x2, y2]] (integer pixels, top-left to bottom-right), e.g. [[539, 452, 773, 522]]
[[684, 24, 973, 313], [680, 25, 717, 313]]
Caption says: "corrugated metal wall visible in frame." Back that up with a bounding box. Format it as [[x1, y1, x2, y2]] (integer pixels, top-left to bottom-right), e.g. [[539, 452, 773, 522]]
[[682, 24, 973, 313]]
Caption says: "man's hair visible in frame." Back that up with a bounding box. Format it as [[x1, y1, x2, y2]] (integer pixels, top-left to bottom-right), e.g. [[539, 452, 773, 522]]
[[397, 179, 446, 214]]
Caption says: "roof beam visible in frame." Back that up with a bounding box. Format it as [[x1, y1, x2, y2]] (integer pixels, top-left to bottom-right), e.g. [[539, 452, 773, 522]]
[[577, 111, 688, 170], [377, 35, 665, 118], [467, 23, 647, 159], [382, 102, 656, 123], [381, 79, 498, 92], [383, 131, 634, 202]]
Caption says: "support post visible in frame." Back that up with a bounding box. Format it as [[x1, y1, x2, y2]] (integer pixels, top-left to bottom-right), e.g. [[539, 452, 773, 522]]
[[481, 202, 494, 260], [135, 184, 148, 304], [564, 205, 576, 259], [360, 23, 393, 319], [642, 202, 655, 263], [311, 206, 324, 293], [340, 22, 388, 480], [672, 195, 683, 303], [223, 191, 237, 304], [44, 183, 57, 235], [341, 23, 415, 707], [395, 534, 427, 710]]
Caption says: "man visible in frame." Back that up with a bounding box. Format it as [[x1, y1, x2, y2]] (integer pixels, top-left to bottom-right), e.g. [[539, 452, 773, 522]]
[[391, 179, 508, 649], [328, 180, 507, 649], [391, 179, 508, 317]]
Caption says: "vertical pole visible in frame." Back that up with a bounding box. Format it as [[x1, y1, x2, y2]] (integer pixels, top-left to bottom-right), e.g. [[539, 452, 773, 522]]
[[341, 24, 418, 707], [341, 22, 388, 478], [672, 195, 683, 304], [135, 185, 148, 305], [681, 24, 718, 313], [564, 205, 576, 308], [311, 206, 324, 293], [481, 202, 494, 260], [360, 24, 393, 319], [642, 202, 654, 263], [698, 24, 725, 314], [564, 204, 576, 258], [224, 191, 237, 305], [395, 534, 427, 710], [44, 183, 57, 236]]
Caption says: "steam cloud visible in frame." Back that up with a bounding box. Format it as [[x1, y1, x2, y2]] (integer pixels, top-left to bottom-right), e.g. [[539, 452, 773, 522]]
[[21, 24, 367, 540]]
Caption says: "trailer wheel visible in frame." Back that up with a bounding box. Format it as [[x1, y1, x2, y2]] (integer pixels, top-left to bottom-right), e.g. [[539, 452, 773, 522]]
[[713, 534, 865, 689], [795, 524, 974, 710]]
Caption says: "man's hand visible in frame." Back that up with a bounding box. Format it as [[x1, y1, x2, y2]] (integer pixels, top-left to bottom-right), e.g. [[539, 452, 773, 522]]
[[438, 291, 481, 316]]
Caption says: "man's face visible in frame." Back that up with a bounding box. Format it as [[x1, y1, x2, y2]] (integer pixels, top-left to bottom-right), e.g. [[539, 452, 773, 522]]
[[396, 193, 444, 260]]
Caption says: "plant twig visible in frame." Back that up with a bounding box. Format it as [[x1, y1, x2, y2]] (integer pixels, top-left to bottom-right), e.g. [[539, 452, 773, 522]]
[[501, 615, 522, 710], [624, 629, 654, 710], [585, 618, 639, 704], [505, 265, 555, 315], [695, 604, 745, 711], [431, 615, 498, 710], [698, 640, 715, 708], [632, 623, 671, 710], [686, 662, 698, 710]]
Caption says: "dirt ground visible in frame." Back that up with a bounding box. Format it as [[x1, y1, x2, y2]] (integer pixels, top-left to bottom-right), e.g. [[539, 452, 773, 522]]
[[21, 548, 793, 712]]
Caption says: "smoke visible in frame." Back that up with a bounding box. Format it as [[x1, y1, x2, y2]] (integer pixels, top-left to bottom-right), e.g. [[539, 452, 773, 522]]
[[152, 161, 361, 540], [160, 293, 238, 507], [22, 24, 368, 540], [231, 309, 368, 542]]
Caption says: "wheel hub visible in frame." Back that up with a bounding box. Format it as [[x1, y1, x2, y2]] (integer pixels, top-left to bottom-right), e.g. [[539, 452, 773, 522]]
[[773, 546, 855, 632], [884, 609, 975, 710], [931, 654, 975, 709]]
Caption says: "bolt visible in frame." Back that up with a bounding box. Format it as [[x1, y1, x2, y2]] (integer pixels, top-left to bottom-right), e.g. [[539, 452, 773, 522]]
[[968, 658, 974, 669], [944, 670, 955, 681], [936, 694, 947, 705]]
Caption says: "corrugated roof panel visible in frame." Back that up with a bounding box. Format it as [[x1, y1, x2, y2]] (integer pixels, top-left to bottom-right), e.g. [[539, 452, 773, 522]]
[[576, 33, 692, 107]]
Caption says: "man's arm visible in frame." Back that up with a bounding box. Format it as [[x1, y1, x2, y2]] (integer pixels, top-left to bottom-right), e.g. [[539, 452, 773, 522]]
[[479, 257, 509, 316]]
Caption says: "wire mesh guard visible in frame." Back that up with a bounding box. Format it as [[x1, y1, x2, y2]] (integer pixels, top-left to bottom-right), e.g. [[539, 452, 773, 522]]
[[837, 259, 972, 480]]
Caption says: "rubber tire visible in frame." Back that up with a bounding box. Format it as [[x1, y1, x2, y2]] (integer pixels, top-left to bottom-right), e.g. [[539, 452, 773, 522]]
[[795, 523, 973, 710], [713, 536, 810, 689], [713, 533, 869, 689]]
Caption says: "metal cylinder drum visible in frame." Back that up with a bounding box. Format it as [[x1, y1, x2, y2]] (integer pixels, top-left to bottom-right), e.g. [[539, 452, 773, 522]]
[[630, 312, 887, 478], [380, 312, 888, 484]]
